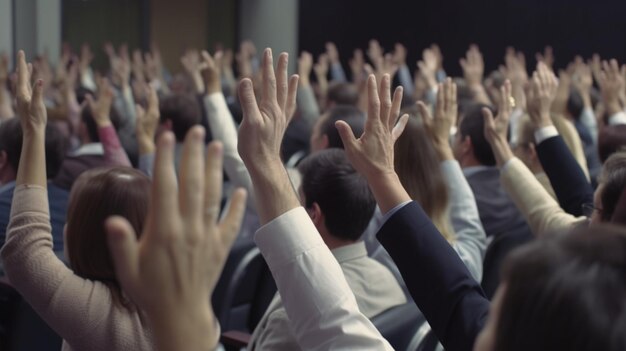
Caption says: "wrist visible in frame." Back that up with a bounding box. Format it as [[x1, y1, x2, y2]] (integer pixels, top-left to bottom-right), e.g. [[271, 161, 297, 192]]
[[206, 83, 221, 95], [138, 138, 156, 155], [366, 171, 412, 214], [606, 99, 622, 115], [535, 113, 553, 129], [150, 304, 218, 351], [490, 137, 514, 168]]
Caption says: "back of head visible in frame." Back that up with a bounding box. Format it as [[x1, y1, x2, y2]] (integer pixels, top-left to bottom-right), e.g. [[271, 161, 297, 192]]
[[327, 82, 359, 107], [298, 149, 375, 241], [66, 167, 150, 308], [495, 225, 626, 351], [0, 119, 67, 179], [81, 104, 122, 143], [598, 125, 626, 163], [458, 103, 497, 166], [598, 152, 626, 222], [159, 94, 202, 142], [320, 105, 365, 149], [394, 112, 453, 240]]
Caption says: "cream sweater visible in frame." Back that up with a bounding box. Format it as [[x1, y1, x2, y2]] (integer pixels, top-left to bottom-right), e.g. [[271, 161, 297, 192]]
[[0, 185, 153, 351]]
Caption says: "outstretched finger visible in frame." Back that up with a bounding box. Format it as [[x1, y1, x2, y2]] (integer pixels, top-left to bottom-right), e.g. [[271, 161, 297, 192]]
[[204, 141, 224, 225], [416, 101, 432, 129], [151, 132, 179, 237], [482, 107, 496, 138], [392, 114, 409, 142], [366, 75, 380, 127], [285, 74, 299, 122], [389, 86, 403, 130], [17, 51, 31, 98], [261, 48, 277, 105], [276, 53, 289, 112], [217, 188, 247, 251], [179, 127, 206, 224], [378, 74, 392, 127], [238, 78, 262, 124], [335, 120, 358, 151]]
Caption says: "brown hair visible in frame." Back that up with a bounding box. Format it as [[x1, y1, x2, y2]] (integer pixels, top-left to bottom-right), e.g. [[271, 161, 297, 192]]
[[494, 224, 626, 351], [66, 167, 150, 308], [598, 152, 626, 222], [394, 110, 454, 241]]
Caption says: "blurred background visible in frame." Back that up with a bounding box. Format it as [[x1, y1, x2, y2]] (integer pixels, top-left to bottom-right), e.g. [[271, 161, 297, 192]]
[[2, 0, 626, 73]]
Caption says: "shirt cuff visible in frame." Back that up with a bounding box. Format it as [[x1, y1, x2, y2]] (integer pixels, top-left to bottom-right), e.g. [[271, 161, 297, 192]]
[[380, 201, 412, 225], [608, 111, 626, 126], [254, 207, 325, 269], [534, 125, 559, 144]]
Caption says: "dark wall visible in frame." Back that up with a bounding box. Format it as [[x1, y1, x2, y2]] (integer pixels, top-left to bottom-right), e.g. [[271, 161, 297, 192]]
[[299, 0, 626, 76]]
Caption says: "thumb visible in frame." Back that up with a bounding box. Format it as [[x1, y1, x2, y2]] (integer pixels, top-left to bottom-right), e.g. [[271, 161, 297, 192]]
[[106, 216, 140, 295], [31, 79, 44, 106], [237, 78, 261, 123], [335, 120, 358, 150], [392, 114, 409, 142]]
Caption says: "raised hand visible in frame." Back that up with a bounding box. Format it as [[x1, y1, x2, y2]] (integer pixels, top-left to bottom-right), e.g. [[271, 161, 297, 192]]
[[597, 59, 624, 116], [417, 78, 457, 160], [417, 48, 438, 89], [180, 49, 205, 94], [85, 78, 115, 128], [200, 50, 223, 95], [535, 46, 555, 70], [336, 74, 409, 180], [326, 42, 340, 64], [298, 51, 313, 86], [482, 80, 514, 166], [526, 62, 558, 129], [237, 49, 299, 169], [392, 43, 407, 66], [16, 50, 47, 133], [106, 129, 247, 351], [460, 44, 485, 87], [79, 44, 94, 75], [135, 87, 160, 155], [350, 49, 366, 84]]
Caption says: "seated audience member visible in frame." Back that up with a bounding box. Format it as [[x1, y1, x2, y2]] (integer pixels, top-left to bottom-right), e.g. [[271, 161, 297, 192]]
[[364, 80, 486, 287], [513, 115, 557, 199], [54, 82, 130, 190], [1, 51, 245, 351], [248, 149, 406, 350], [0, 119, 69, 261], [453, 103, 533, 239], [234, 50, 626, 351], [309, 105, 365, 152], [495, 64, 626, 235]]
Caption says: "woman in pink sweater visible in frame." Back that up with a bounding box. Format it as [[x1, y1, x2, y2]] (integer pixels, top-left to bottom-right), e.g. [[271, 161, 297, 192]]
[[1, 52, 154, 351]]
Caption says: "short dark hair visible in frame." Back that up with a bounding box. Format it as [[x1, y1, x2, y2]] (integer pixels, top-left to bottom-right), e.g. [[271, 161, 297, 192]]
[[598, 125, 626, 163], [0, 119, 67, 179], [327, 82, 359, 106], [598, 152, 626, 222], [458, 103, 497, 166], [320, 105, 365, 149], [495, 224, 626, 351], [160, 94, 202, 142], [298, 149, 375, 241]]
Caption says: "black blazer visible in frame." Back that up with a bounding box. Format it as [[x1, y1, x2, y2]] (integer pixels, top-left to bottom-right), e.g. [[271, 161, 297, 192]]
[[377, 201, 489, 351], [536, 135, 593, 217]]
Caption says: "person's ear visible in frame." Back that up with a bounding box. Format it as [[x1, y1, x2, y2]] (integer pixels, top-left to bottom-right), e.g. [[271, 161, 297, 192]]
[[308, 202, 324, 227], [163, 119, 173, 131], [462, 135, 473, 156], [0, 151, 8, 171]]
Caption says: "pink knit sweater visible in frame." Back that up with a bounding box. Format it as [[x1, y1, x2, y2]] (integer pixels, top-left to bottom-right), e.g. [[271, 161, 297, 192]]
[[0, 185, 153, 351]]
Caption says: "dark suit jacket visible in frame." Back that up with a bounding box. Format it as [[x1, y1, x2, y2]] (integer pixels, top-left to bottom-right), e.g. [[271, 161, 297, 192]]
[[465, 167, 533, 239], [536, 135, 594, 217], [0, 182, 69, 258], [53, 155, 107, 191], [377, 201, 489, 351]]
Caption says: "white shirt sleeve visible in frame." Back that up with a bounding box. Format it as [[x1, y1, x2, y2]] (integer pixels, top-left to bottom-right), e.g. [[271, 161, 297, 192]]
[[533, 125, 559, 145], [254, 207, 393, 351], [608, 111, 626, 126], [203, 93, 255, 210]]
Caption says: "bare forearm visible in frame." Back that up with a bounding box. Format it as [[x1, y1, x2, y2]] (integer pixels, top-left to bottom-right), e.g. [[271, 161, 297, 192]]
[[151, 305, 218, 351], [367, 172, 411, 215], [248, 160, 300, 225], [17, 129, 47, 187]]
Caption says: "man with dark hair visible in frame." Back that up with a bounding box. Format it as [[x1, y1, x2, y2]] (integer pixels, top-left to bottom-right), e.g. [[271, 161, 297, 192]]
[[309, 105, 365, 152], [327, 82, 359, 107], [453, 104, 531, 239], [0, 119, 69, 260], [248, 149, 406, 350]]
